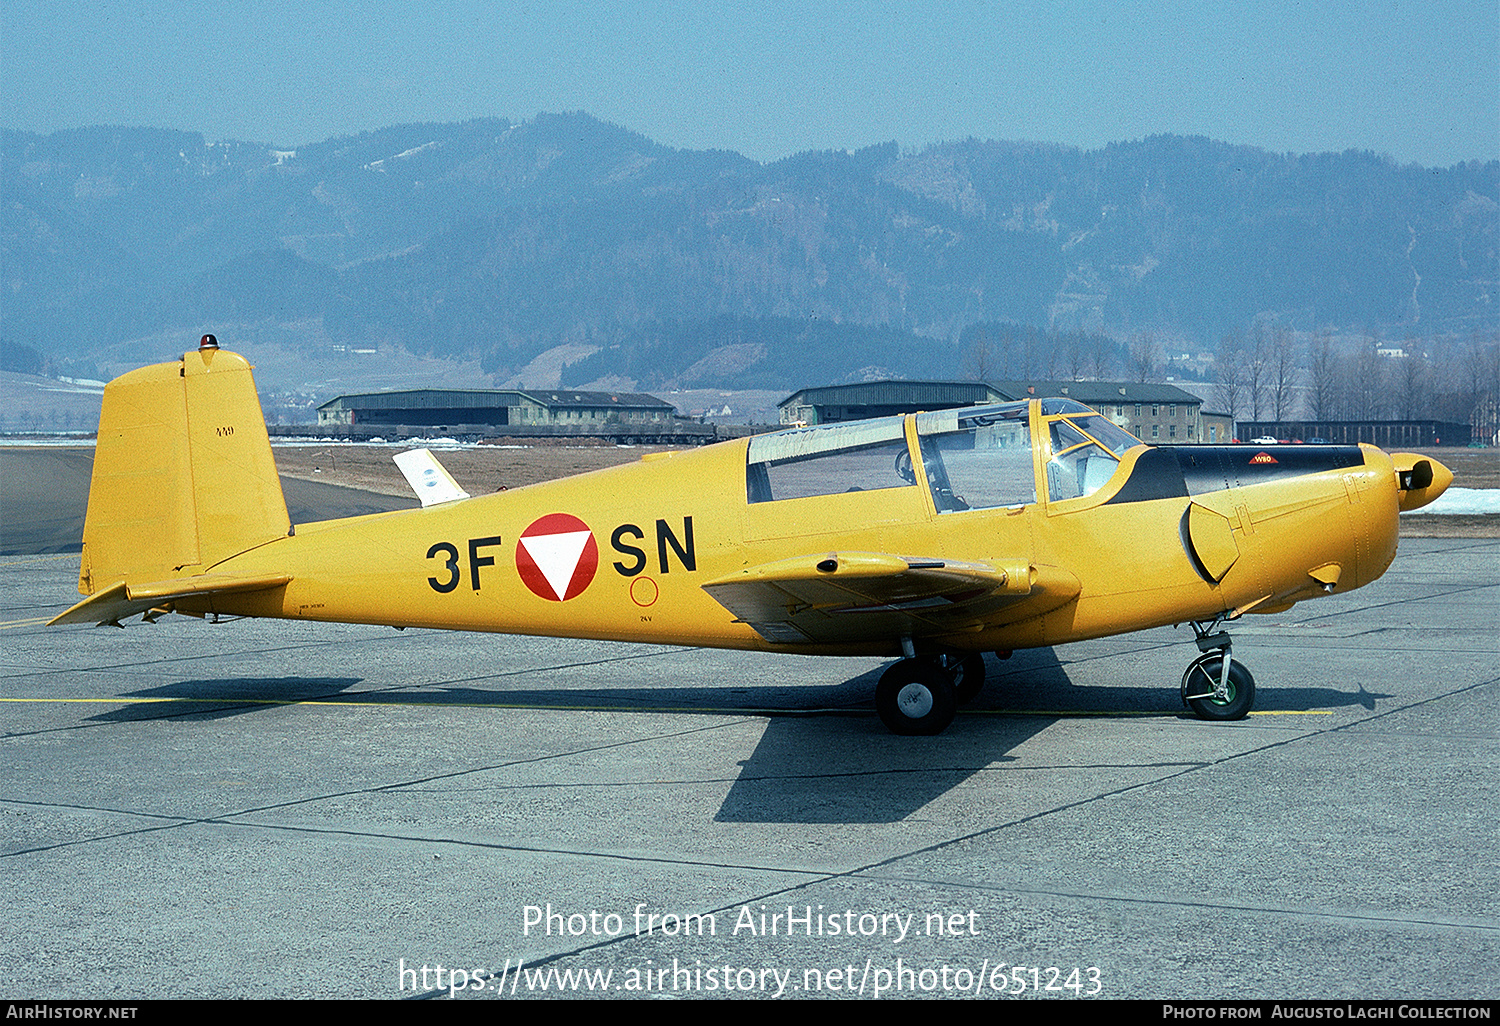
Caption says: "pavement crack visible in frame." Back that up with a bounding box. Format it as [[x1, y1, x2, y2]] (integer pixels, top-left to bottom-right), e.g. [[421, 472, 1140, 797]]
[[0, 718, 757, 857]]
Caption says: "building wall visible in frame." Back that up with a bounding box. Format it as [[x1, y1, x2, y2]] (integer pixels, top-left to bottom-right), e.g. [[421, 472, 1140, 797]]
[[1239, 421, 1472, 447], [1200, 414, 1235, 444], [319, 396, 671, 428], [1087, 400, 1196, 442]]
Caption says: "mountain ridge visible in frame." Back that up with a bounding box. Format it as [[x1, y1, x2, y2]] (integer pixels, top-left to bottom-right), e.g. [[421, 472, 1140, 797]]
[[3, 114, 1494, 388]]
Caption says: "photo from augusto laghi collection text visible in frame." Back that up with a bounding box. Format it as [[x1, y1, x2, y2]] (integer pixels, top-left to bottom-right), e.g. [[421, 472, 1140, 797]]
[[396, 901, 1104, 998], [1161, 1008, 1492, 1020]]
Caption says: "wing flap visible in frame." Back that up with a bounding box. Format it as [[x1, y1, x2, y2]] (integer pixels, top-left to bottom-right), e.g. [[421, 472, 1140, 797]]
[[49, 574, 293, 626], [702, 552, 1078, 645]]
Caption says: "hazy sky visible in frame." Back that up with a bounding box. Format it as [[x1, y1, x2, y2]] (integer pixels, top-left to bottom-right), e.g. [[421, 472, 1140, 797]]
[[4, 1, 1496, 166]]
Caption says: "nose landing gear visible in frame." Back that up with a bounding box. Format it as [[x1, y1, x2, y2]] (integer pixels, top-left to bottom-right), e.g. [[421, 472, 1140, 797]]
[[1181, 619, 1255, 720]]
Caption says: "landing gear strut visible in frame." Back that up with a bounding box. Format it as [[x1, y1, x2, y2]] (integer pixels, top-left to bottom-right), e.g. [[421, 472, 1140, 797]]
[[875, 650, 986, 735], [1181, 618, 1255, 720]]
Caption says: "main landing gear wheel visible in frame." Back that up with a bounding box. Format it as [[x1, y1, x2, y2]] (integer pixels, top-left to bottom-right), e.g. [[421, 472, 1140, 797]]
[[1181, 654, 1255, 721], [876, 661, 957, 736], [950, 653, 987, 704]]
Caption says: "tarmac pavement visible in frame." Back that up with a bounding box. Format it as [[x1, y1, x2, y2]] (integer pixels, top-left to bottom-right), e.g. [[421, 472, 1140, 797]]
[[1, 539, 1495, 1000]]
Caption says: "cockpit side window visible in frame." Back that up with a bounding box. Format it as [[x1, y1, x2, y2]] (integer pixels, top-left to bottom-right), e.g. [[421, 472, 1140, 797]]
[[915, 402, 1036, 512], [746, 418, 914, 503]]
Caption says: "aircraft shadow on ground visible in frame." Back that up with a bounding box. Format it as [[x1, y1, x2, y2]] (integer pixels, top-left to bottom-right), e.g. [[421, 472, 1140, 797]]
[[89, 652, 1393, 821], [90, 677, 366, 722], [712, 655, 1398, 823], [1251, 682, 1392, 712], [715, 650, 1078, 824]]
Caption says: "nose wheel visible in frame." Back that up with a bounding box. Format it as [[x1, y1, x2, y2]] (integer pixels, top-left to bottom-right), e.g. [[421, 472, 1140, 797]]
[[1181, 620, 1255, 720]]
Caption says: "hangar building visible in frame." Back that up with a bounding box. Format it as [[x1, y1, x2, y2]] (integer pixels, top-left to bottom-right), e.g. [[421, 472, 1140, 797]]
[[779, 380, 1230, 443], [318, 387, 678, 431]]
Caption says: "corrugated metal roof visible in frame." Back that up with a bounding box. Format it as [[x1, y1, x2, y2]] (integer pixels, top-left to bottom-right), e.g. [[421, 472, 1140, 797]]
[[779, 379, 1202, 409], [319, 388, 674, 412], [986, 380, 1203, 404], [780, 380, 1003, 408]]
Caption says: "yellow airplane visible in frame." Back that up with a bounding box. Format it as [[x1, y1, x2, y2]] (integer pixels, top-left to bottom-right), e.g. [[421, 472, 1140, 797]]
[[52, 338, 1455, 735]]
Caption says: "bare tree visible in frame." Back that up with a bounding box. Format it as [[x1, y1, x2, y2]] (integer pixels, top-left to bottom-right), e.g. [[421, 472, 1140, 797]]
[[1244, 323, 1269, 421], [1426, 334, 1466, 424], [1066, 332, 1086, 380], [1130, 330, 1160, 383], [1466, 331, 1500, 445], [1269, 324, 1299, 420], [1350, 339, 1385, 419], [961, 332, 997, 381], [1393, 338, 1431, 421], [1039, 327, 1061, 379], [1307, 329, 1340, 419], [1213, 332, 1247, 426], [1017, 325, 1037, 379], [1088, 335, 1113, 380], [1487, 334, 1500, 445], [994, 324, 1016, 378]]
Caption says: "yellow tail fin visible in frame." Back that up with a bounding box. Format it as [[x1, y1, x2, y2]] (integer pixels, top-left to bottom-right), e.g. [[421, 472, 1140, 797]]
[[79, 346, 290, 596]]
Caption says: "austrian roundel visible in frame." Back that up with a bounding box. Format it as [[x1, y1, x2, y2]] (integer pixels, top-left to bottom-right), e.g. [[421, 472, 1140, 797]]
[[516, 513, 599, 601]]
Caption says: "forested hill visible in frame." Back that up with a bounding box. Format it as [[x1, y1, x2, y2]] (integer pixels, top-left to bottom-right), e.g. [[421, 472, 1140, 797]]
[[3, 114, 1495, 386]]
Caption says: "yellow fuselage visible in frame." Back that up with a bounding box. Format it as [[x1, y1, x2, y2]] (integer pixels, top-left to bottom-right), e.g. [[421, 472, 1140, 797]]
[[177, 423, 1410, 658]]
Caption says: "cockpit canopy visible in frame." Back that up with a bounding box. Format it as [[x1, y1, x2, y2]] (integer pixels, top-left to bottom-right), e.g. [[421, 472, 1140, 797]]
[[747, 399, 1142, 509]]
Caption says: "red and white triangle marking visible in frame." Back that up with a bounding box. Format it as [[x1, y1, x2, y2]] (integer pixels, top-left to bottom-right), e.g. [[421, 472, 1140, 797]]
[[519, 530, 592, 600], [516, 513, 598, 601]]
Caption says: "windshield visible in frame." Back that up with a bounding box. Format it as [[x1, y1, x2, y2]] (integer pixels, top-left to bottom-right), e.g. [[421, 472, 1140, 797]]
[[1042, 410, 1140, 501]]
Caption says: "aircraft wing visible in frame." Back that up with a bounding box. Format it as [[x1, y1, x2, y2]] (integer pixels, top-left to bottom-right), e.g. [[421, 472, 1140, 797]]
[[48, 574, 292, 627], [701, 552, 1079, 645]]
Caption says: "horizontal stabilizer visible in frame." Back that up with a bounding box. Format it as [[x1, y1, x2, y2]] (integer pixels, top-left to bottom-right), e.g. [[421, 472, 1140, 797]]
[[394, 449, 471, 506], [49, 573, 292, 627]]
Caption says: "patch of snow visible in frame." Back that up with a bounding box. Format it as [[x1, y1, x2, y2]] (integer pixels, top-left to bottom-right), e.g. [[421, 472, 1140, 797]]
[[1403, 487, 1500, 515], [365, 141, 441, 172], [392, 141, 440, 161]]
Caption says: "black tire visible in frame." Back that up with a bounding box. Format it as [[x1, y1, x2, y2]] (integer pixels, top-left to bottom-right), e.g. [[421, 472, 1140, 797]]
[[876, 661, 958, 736], [950, 652, 987, 704], [1181, 655, 1255, 721]]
